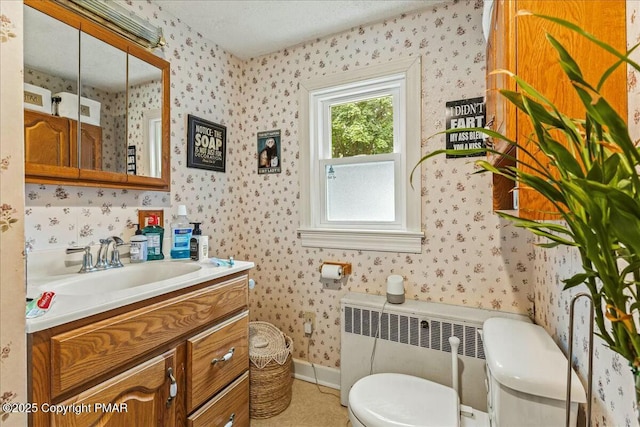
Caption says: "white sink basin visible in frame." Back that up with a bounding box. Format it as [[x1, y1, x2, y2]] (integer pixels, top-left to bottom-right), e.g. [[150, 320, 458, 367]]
[[40, 262, 202, 296]]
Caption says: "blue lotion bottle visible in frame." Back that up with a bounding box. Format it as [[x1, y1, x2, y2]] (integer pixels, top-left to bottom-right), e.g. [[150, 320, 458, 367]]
[[170, 205, 192, 259]]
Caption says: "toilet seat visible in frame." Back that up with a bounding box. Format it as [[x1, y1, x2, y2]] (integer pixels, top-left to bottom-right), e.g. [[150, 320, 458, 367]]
[[349, 373, 460, 427]]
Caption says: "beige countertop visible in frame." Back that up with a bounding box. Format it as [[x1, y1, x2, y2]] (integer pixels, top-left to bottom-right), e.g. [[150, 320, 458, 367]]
[[26, 258, 254, 333]]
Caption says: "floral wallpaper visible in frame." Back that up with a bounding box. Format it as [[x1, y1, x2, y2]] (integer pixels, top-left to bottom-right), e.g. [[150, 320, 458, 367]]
[[236, 0, 533, 366], [0, 2, 26, 425], [7, 0, 638, 425]]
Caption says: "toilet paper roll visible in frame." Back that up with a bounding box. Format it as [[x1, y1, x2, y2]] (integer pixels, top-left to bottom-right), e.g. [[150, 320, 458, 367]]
[[321, 264, 343, 280]]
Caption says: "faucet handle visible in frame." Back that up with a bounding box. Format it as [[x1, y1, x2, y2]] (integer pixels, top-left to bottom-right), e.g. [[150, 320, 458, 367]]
[[66, 245, 97, 273], [110, 244, 125, 268], [95, 239, 111, 269], [108, 236, 125, 268]]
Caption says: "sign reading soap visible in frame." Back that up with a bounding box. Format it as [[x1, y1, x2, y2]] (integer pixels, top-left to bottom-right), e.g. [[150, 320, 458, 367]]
[[187, 114, 226, 172], [445, 97, 486, 158]]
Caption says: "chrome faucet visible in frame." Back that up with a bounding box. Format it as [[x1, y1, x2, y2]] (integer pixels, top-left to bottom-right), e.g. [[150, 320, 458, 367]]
[[66, 245, 98, 273], [96, 236, 125, 269], [67, 236, 125, 273]]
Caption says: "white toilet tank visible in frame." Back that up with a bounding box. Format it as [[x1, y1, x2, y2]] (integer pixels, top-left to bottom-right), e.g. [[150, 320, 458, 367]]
[[482, 318, 587, 427]]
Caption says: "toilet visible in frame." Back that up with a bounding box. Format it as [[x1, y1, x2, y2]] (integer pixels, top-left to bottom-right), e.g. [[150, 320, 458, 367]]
[[348, 373, 463, 427], [348, 317, 587, 427]]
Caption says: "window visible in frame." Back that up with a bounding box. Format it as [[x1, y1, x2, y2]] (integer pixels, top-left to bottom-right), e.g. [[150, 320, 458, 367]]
[[298, 57, 423, 253]]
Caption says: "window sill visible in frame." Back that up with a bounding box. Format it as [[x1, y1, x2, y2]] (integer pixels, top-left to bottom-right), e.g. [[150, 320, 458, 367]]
[[297, 227, 424, 253]]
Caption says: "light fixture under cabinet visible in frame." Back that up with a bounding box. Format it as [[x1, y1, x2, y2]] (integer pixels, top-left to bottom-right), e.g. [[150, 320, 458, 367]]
[[57, 0, 165, 49]]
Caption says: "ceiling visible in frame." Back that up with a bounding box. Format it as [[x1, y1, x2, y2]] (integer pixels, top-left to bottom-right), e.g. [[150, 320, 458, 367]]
[[158, 1, 437, 60]]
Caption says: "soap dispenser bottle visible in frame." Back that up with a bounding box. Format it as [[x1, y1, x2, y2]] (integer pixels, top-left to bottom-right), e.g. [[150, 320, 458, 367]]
[[170, 205, 192, 259], [143, 214, 164, 260], [130, 223, 148, 263], [190, 222, 209, 261]]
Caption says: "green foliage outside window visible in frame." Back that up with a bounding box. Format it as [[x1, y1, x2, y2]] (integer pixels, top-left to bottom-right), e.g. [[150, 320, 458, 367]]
[[330, 96, 394, 158]]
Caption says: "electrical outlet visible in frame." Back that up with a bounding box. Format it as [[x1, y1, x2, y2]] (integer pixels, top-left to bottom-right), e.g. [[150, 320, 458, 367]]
[[303, 311, 315, 334]]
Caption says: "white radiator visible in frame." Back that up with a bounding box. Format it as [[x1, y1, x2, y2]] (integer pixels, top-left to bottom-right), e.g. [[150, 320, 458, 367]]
[[340, 292, 530, 410]]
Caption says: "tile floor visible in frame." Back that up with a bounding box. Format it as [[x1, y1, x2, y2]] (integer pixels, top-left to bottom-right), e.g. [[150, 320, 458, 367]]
[[250, 379, 350, 427]]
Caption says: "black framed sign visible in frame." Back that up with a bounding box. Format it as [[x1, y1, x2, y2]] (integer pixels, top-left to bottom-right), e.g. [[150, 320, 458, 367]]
[[187, 114, 226, 172], [445, 97, 486, 158], [257, 129, 281, 174]]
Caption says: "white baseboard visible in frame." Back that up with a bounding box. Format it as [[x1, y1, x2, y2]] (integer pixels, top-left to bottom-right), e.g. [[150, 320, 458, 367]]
[[292, 358, 341, 390]]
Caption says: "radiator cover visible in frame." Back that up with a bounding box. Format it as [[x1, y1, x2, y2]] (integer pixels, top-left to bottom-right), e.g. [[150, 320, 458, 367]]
[[340, 292, 530, 409]]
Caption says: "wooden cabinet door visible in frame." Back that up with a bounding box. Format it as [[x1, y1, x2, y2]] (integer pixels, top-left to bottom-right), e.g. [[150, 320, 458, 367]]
[[51, 349, 177, 427], [515, 0, 626, 220], [487, 0, 626, 219], [24, 110, 71, 167], [70, 122, 102, 170]]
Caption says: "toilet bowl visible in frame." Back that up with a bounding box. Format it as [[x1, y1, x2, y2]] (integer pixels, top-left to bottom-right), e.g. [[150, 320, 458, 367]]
[[347, 317, 586, 427], [348, 373, 460, 427]]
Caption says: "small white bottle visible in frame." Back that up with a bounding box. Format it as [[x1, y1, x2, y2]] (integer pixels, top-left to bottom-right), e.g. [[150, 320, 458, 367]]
[[130, 224, 148, 263], [199, 235, 209, 261]]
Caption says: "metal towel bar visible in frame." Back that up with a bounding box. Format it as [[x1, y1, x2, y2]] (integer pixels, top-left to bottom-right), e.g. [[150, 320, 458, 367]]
[[566, 292, 594, 427]]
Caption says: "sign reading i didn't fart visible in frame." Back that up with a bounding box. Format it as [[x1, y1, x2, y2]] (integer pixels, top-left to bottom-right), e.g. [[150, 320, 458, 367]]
[[445, 97, 486, 158]]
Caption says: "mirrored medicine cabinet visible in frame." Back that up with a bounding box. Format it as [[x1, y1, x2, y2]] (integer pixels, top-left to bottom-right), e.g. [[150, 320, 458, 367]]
[[23, 0, 170, 191]]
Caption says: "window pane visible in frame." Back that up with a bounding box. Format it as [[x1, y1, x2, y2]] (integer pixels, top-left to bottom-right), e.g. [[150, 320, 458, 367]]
[[330, 96, 393, 158], [326, 161, 395, 222]]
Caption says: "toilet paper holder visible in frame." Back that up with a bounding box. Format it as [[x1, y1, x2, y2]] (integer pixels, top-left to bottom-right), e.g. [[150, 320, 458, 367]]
[[319, 261, 352, 276]]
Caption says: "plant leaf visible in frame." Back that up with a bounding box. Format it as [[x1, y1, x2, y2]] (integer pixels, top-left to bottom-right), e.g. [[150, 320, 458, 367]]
[[499, 90, 565, 128], [562, 273, 593, 290], [546, 33, 588, 86]]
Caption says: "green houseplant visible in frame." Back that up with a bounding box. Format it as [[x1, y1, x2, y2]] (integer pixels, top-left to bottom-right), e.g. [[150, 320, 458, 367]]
[[413, 11, 640, 421]]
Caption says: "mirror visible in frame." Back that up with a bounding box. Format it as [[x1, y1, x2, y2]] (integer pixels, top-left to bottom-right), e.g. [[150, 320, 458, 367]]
[[80, 31, 127, 173], [23, 5, 79, 170], [128, 56, 163, 178], [23, 1, 170, 190]]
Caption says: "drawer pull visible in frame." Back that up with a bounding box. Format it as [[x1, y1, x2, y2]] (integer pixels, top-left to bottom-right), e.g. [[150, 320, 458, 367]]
[[223, 413, 235, 427], [211, 347, 235, 365], [166, 367, 178, 407]]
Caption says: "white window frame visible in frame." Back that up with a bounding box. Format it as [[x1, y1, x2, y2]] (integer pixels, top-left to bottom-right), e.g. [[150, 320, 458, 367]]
[[143, 108, 162, 178], [298, 56, 423, 253]]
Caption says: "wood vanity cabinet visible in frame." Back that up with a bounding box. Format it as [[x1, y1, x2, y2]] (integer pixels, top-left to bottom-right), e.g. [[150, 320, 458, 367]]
[[486, 0, 627, 220], [24, 110, 102, 172], [28, 273, 250, 427]]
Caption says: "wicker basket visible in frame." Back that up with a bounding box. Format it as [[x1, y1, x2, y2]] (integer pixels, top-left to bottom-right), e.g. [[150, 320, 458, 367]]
[[249, 322, 294, 419]]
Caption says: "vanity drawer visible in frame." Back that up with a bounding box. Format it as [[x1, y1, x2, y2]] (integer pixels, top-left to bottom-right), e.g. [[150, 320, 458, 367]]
[[50, 275, 248, 398], [187, 371, 249, 427], [187, 311, 249, 412]]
